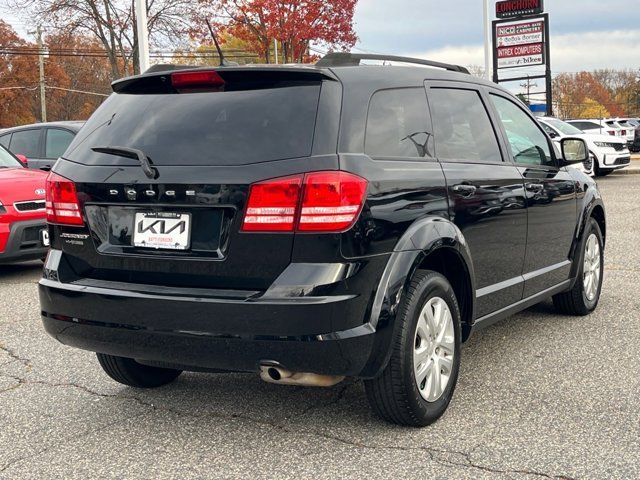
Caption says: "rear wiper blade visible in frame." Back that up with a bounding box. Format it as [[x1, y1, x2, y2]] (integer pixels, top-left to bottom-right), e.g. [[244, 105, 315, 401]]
[[91, 146, 158, 180]]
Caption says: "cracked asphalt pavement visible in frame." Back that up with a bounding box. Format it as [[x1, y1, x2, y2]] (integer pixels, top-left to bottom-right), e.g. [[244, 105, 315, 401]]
[[1, 175, 639, 479]]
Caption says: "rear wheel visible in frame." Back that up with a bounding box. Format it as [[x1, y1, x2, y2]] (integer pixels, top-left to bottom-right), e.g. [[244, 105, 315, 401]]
[[364, 271, 461, 426], [553, 218, 603, 315], [96, 353, 182, 388]]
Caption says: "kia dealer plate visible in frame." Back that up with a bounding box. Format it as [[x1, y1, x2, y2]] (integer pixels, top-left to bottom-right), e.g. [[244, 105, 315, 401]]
[[133, 212, 191, 250]]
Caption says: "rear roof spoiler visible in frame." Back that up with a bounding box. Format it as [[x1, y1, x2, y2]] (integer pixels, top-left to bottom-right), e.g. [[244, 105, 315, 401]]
[[315, 52, 470, 74], [112, 66, 338, 94]]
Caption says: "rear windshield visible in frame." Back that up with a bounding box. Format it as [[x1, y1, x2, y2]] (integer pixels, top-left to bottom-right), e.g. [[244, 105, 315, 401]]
[[544, 118, 583, 136], [65, 84, 321, 166]]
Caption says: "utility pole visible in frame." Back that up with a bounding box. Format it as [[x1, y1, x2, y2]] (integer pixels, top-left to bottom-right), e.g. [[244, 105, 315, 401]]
[[274, 39, 278, 64], [483, 0, 491, 80], [36, 26, 47, 123], [520, 75, 537, 104], [134, 0, 150, 73]]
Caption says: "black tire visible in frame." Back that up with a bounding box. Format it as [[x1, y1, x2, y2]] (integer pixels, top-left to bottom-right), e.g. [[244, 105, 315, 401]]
[[553, 218, 604, 316], [594, 164, 612, 177], [364, 270, 461, 427], [96, 353, 182, 388], [592, 156, 612, 177]]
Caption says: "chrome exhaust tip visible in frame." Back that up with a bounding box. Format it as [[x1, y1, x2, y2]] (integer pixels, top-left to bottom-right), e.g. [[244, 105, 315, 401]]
[[259, 363, 344, 387]]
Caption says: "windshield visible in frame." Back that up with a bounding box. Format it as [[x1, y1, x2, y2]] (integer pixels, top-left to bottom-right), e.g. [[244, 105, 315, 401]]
[[0, 145, 23, 168], [65, 84, 322, 166], [544, 118, 584, 135]]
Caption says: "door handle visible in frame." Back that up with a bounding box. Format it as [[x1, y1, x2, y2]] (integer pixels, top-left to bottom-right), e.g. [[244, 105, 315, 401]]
[[452, 184, 477, 196], [525, 182, 544, 192]]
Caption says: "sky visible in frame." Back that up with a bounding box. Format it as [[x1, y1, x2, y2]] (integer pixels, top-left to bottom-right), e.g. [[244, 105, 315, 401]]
[[352, 0, 640, 74]]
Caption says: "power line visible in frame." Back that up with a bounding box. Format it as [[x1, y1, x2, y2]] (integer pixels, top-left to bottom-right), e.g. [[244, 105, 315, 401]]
[[0, 84, 108, 96], [45, 85, 109, 97], [0, 46, 259, 54], [0, 50, 262, 60], [0, 85, 38, 91], [0, 45, 262, 55]]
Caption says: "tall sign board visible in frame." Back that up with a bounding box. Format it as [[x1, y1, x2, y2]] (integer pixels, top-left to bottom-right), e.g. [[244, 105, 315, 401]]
[[492, 0, 551, 115]]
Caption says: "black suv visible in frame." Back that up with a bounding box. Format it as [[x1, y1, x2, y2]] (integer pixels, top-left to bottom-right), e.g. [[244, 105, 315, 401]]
[[39, 53, 605, 426]]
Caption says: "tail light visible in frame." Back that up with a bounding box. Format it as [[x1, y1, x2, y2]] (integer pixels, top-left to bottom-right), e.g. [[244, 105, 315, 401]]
[[241, 171, 367, 233], [608, 130, 615, 136], [45, 172, 84, 226], [171, 70, 225, 91], [298, 172, 368, 231], [242, 175, 302, 231]]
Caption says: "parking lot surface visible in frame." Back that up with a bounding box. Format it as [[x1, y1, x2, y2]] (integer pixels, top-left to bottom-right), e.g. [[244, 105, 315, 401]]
[[1, 175, 639, 479]]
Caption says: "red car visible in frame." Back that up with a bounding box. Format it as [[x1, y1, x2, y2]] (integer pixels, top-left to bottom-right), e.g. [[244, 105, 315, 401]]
[[0, 144, 49, 263]]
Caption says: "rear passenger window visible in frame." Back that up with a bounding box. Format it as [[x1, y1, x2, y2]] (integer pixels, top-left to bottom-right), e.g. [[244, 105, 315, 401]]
[[45, 128, 75, 158], [0, 134, 10, 148], [9, 129, 40, 157], [429, 88, 502, 163], [574, 121, 599, 130], [365, 88, 432, 159]]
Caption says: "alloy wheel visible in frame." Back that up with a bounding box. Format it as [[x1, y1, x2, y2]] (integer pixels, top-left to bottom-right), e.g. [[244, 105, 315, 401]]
[[413, 297, 455, 402], [583, 233, 601, 301]]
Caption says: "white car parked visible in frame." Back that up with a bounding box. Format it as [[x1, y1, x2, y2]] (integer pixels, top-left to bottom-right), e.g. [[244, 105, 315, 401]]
[[603, 118, 634, 145], [615, 118, 640, 152], [539, 117, 630, 176], [565, 119, 623, 139]]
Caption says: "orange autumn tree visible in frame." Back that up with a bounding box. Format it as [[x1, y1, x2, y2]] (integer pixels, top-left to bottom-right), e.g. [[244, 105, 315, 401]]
[[1, 23, 113, 127], [200, 0, 358, 63], [43, 33, 112, 121], [553, 72, 625, 119], [11, 0, 194, 79], [0, 20, 39, 127]]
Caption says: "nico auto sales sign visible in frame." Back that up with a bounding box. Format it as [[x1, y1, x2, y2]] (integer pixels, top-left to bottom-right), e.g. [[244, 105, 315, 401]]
[[496, 19, 545, 68]]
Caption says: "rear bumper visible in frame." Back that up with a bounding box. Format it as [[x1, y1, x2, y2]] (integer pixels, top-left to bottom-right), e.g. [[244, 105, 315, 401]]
[[0, 219, 48, 264], [38, 254, 389, 377]]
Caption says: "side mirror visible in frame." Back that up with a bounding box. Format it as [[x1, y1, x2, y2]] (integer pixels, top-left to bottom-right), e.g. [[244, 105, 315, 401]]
[[15, 154, 28, 167], [559, 138, 588, 165]]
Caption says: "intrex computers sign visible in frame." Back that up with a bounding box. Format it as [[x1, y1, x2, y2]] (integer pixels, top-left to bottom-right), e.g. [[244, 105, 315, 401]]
[[497, 41, 543, 68]]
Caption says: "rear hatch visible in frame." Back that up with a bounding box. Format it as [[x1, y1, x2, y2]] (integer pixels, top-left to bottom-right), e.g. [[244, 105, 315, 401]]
[[53, 67, 340, 291]]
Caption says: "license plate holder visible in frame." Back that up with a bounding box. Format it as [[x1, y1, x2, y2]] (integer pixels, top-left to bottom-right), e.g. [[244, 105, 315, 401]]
[[133, 212, 191, 250], [40, 228, 50, 247]]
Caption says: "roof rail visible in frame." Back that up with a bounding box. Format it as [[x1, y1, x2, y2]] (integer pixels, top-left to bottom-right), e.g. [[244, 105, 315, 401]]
[[315, 52, 470, 74]]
